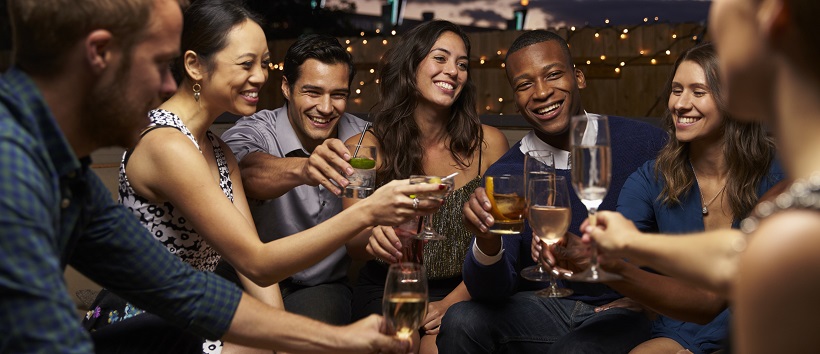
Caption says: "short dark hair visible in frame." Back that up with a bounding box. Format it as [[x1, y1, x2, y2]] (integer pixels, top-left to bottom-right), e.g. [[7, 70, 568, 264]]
[[505, 30, 573, 67], [173, 0, 264, 82], [283, 34, 355, 89]]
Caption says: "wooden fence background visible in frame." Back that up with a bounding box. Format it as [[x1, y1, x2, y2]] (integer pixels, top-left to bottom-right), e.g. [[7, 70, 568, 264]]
[[259, 22, 707, 120], [0, 22, 707, 121]]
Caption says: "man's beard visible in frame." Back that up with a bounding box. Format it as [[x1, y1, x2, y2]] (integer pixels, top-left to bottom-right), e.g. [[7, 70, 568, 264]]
[[81, 63, 156, 151]]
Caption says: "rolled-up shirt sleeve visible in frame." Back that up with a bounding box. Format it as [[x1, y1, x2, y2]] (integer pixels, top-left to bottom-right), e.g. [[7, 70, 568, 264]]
[[69, 172, 242, 340]]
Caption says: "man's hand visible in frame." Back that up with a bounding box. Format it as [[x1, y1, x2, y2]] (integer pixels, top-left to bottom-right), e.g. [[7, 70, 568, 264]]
[[534, 233, 592, 278], [338, 315, 412, 354], [463, 187, 502, 255], [302, 139, 354, 195]]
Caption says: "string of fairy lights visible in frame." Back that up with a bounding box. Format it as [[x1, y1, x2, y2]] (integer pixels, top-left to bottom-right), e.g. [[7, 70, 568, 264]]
[[266, 18, 706, 115]]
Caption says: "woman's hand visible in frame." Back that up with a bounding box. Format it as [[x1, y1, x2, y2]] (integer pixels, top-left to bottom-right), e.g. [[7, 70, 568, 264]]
[[581, 211, 639, 259], [359, 179, 442, 226], [365, 226, 402, 263], [421, 300, 450, 335]]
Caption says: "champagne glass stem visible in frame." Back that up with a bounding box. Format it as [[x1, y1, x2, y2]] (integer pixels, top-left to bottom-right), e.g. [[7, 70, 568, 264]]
[[586, 208, 601, 271]]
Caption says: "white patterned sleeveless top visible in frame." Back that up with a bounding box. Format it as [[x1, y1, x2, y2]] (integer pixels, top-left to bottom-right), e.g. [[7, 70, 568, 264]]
[[118, 109, 231, 272]]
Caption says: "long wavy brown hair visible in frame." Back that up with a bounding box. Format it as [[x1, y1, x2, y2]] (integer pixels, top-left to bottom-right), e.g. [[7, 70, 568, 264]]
[[371, 20, 482, 183], [654, 42, 775, 219]]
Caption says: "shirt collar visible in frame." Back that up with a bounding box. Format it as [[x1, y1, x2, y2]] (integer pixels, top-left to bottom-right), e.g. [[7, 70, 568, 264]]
[[519, 111, 596, 170], [1, 67, 81, 177], [273, 103, 309, 157]]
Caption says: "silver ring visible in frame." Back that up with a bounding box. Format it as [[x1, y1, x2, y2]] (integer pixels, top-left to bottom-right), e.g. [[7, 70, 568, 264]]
[[412, 197, 420, 210]]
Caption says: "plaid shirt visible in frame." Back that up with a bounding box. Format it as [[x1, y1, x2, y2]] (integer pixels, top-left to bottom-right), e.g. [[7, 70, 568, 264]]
[[0, 67, 242, 353]]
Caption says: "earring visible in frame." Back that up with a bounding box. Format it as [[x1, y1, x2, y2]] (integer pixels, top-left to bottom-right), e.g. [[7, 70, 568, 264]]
[[192, 83, 201, 102]]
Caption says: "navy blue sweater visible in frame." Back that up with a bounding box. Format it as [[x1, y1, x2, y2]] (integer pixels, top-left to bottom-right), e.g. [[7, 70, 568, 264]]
[[463, 116, 667, 305]]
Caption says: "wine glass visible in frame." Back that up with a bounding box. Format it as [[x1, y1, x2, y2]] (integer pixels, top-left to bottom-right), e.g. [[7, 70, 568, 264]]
[[410, 175, 455, 240], [527, 176, 574, 297], [525, 150, 556, 185], [383, 263, 428, 340], [394, 217, 424, 264], [568, 114, 621, 282], [519, 150, 556, 280]]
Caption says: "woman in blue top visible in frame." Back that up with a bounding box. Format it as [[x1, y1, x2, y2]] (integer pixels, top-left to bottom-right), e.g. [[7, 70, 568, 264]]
[[612, 42, 783, 353]]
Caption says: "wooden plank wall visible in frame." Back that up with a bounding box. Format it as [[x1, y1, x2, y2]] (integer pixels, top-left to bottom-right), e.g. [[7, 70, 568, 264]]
[[0, 23, 706, 121], [257, 23, 706, 121]]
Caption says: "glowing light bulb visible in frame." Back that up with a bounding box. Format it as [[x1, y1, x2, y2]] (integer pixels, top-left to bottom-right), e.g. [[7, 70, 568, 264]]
[[362, 39, 368, 44], [369, 69, 375, 74], [600, 55, 606, 61], [666, 50, 671, 55], [594, 32, 600, 38], [615, 68, 621, 73], [360, 31, 365, 37], [651, 59, 657, 65], [498, 97, 503, 103], [586, 60, 591, 65]]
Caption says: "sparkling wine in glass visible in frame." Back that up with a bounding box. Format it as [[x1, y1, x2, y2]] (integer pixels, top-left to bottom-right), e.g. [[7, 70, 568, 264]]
[[527, 176, 574, 297], [569, 114, 621, 282], [383, 263, 428, 340], [410, 175, 455, 240]]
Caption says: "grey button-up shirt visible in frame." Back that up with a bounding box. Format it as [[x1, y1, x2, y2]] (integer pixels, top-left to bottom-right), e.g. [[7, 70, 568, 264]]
[[222, 105, 368, 285]]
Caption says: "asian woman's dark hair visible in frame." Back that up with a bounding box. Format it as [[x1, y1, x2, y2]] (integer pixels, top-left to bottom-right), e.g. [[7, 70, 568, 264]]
[[372, 20, 482, 182], [173, 0, 264, 82], [654, 42, 776, 219]]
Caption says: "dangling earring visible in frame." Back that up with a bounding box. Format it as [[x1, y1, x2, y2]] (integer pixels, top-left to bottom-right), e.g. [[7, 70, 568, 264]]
[[192, 83, 201, 102]]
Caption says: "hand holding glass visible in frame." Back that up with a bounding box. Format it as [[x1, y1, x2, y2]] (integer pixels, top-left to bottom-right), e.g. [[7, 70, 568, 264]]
[[409, 175, 454, 240], [383, 263, 428, 340]]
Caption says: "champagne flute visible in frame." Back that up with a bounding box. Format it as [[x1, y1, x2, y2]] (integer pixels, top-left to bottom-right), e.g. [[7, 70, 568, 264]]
[[519, 150, 556, 281], [410, 175, 455, 240], [528, 176, 574, 297], [383, 263, 428, 340], [569, 114, 621, 282]]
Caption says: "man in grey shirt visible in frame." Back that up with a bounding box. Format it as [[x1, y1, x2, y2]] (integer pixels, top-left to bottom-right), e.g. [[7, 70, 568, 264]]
[[222, 34, 365, 325]]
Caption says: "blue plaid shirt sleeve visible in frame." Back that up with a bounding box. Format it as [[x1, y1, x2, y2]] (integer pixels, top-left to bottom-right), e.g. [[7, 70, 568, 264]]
[[0, 67, 242, 352]]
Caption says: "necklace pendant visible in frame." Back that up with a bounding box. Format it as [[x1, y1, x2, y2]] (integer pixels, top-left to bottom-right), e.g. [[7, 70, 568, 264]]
[[702, 206, 708, 215]]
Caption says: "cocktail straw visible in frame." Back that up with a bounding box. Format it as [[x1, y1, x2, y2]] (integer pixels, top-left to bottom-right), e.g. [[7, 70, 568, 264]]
[[443, 172, 459, 181], [352, 121, 371, 157]]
